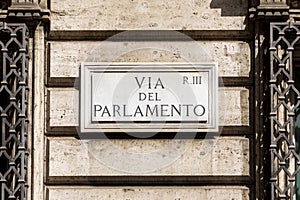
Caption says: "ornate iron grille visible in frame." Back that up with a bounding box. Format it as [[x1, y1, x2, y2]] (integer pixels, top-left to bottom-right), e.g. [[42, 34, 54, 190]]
[[0, 23, 29, 200], [270, 22, 300, 199]]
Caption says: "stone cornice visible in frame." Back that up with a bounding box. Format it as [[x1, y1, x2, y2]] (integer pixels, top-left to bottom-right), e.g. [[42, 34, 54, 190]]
[[249, 0, 300, 21], [249, 3, 290, 20], [0, 2, 50, 25]]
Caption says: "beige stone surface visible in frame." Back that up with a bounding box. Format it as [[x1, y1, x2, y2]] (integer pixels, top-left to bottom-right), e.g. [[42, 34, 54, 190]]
[[48, 88, 79, 127], [47, 137, 249, 176], [47, 87, 249, 128], [220, 87, 249, 126], [49, 41, 250, 78], [47, 186, 249, 200], [32, 25, 45, 200], [50, 0, 247, 30]]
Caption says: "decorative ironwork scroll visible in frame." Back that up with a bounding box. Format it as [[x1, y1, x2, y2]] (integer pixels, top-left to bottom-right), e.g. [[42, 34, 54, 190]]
[[0, 23, 29, 200], [270, 22, 300, 199]]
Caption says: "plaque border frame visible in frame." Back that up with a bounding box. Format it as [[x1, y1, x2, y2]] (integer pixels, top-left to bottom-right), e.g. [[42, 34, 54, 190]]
[[80, 62, 218, 133]]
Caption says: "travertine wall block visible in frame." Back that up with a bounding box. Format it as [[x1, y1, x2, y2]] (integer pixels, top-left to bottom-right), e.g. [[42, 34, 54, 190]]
[[51, 0, 247, 30], [47, 87, 249, 128], [49, 41, 250, 78], [46, 186, 249, 200], [47, 137, 249, 176]]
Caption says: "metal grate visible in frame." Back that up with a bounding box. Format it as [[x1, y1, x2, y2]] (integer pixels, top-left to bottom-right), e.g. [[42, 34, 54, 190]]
[[0, 23, 29, 200], [270, 22, 300, 199]]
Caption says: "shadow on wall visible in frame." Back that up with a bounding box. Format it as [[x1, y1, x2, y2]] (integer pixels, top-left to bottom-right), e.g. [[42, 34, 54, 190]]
[[0, 0, 11, 10], [210, 0, 248, 16]]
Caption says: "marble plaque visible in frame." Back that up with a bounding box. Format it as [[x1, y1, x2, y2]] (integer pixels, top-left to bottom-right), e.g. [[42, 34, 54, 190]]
[[80, 63, 218, 132]]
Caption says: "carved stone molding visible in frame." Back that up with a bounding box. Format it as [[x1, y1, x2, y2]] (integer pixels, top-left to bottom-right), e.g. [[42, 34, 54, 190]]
[[249, 0, 291, 20], [0, 0, 50, 25], [250, 0, 300, 20], [260, 0, 287, 5]]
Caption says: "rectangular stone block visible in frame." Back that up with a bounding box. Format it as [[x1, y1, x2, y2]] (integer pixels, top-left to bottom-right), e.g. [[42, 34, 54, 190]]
[[50, 0, 247, 30], [47, 87, 249, 129], [49, 41, 250, 79], [46, 186, 249, 200], [47, 137, 249, 176], [219, 87, 249, 126], [49, 42, 99, 78], [47, 88, 79, 127]]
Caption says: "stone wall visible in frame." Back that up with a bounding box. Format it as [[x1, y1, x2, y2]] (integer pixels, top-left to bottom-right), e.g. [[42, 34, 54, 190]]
[[43, 0, 252, 199], [46, 187, 249, 200], [50, 0, 248, 30]]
